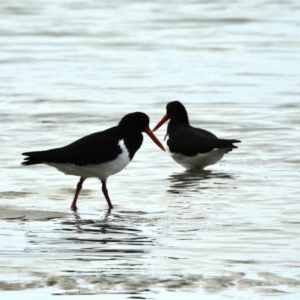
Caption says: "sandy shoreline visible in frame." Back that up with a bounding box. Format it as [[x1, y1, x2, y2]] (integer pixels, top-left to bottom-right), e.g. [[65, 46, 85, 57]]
[[0, 204, 300, 297], [0, 205, 70, 221]]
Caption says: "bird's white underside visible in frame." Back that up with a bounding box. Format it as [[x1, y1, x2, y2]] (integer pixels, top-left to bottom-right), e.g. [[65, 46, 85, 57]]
[[47, 140, 131, 180], [165, 135, 231, 170]]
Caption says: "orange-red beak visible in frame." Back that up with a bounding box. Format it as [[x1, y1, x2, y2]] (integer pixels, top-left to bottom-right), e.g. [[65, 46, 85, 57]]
[[152, 114, 169, 132], [144, 127, 165, 151]]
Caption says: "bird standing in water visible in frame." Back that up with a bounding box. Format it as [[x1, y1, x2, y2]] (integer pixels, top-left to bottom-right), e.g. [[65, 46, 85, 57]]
[[152, 101, 240, 171], [22, 112, 165, 210]]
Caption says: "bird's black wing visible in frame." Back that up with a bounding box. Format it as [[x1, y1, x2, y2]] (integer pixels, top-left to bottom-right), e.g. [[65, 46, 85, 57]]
[[22, 127, 124, 166], [167, 127, 240, 157], [192, 126, 218, 139]]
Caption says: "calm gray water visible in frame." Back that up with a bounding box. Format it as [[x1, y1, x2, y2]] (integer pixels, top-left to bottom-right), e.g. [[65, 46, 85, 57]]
[[1, 0, 300, 299]]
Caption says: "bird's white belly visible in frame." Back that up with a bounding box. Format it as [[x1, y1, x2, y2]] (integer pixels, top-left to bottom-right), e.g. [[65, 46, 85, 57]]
[[164, 137, 230, 170], [169, 148, 230, 170], [47, 140, 131, 179]]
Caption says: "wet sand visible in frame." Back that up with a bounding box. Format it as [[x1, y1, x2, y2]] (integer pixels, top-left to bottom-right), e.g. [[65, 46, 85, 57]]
[[0, 205, 69, 220]]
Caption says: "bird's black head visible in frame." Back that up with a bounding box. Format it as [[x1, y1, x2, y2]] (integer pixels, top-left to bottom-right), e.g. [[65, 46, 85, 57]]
[[152, 101, 189, 132], [119, 112, 165, 151], [119, 112, 150, 132], [166, 101, 189, 123]]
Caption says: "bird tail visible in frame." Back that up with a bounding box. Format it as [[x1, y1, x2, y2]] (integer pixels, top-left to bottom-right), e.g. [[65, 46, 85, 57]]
[[21, 150, 57, 166], [210, 138, 240, 152], [221, 139, 241, 153], [22, 151, 45, 165], [229, 139, 241, 149]]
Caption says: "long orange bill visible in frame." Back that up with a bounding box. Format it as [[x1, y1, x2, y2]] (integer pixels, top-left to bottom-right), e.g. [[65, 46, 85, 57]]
[[144, 127, 165, 151], [152, 114, 169, 132]]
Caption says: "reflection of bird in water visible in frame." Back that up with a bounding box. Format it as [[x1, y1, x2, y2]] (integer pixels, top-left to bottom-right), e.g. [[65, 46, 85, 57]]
[[66, 209, 113, 234], [167, 170, 235, 196], [24, 209, 153, 260], [66, 210, 146, 237], [58, 210, 153, 253]]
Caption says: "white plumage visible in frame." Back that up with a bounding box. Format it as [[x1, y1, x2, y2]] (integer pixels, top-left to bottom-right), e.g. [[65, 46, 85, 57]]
[[47, 140, 130, 179]]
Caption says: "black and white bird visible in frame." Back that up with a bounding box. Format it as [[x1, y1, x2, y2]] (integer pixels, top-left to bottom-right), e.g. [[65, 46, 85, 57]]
[[22, 112, 165, 210], [152, 101, 240, 171]]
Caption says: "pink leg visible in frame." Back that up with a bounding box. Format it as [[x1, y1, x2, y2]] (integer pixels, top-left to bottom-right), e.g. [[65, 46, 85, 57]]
[[70, 177, 85, 211], [101, 179, 114, 209]]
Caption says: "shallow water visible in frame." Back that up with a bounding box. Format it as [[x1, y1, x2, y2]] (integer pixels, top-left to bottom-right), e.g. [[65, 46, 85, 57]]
[[1, 0, 300, 298]]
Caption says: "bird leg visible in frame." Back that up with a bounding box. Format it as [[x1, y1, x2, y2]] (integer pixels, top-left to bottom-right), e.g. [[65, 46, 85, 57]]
[[70, 177, 85, 211], [101, 179, 114, 209]]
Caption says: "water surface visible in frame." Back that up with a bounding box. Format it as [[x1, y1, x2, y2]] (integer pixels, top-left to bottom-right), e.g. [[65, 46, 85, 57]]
[[1, 0, 300, 298]]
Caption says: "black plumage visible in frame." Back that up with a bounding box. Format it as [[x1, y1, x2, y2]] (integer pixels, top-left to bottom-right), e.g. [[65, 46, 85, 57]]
[[153, 101, 241, 170], [22, 127, 139, 166]]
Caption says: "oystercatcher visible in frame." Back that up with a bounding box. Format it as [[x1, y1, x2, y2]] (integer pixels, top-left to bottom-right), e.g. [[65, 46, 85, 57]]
[[22, 112, 165, 210], [152, 101, 241, 170]]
